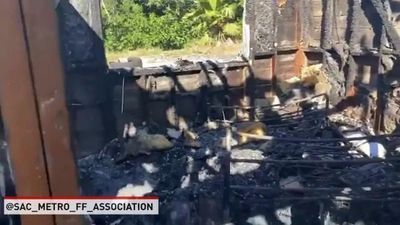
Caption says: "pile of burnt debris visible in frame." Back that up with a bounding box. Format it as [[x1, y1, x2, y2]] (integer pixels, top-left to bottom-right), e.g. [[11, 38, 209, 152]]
[[79, 94, 400, 225]]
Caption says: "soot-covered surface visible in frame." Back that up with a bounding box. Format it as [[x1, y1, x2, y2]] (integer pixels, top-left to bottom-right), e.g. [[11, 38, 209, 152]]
[[78, 111, 400, 225]]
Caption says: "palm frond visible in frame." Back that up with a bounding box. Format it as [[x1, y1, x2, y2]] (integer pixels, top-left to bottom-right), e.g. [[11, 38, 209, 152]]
[[222, 22, 242, 38]]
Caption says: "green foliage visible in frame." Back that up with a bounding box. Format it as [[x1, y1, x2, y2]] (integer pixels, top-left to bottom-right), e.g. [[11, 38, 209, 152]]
[[222, 22, 242, 37], [103, 0, 202, 51], [185, 0, 243, 39], [145, 0, 196, 17], [102, 0, 242, 52]]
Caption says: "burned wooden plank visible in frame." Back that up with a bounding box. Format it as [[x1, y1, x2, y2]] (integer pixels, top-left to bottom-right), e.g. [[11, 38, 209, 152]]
[[0, 1, 54, 225], [19, 0, 83, 224], [130, 61, 249, 77], [368, 0, 400, 52]]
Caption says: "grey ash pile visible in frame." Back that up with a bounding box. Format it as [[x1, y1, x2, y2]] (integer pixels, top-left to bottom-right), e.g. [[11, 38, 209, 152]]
[[78, 110, 400, 225]]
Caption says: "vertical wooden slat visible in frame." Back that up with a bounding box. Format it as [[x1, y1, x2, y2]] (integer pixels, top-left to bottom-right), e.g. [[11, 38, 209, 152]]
[[19, 0, 83, 224], [0, 0, 54, 225]]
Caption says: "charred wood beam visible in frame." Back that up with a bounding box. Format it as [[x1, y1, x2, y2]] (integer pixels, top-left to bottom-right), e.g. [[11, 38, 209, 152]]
[[111, 61, 250, 78], [300, 0, 312, 46], [0, 1, 54, 224], [349, 0, 362, 53], [19, 1, 83, 224], [368, 0, 400, 52], [321, 0, 333, 49], [345, 0, 361, 96], [111, 47, 400, 79]]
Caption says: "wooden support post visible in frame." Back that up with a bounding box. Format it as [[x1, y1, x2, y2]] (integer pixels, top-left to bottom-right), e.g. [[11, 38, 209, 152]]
[[0, 1, 54, 224], [0, 0, 83, 225], [19, 0, 83, 224]]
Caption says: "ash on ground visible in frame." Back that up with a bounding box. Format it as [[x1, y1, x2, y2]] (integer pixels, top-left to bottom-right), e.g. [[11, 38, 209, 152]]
[[78, 112, 400, 225]]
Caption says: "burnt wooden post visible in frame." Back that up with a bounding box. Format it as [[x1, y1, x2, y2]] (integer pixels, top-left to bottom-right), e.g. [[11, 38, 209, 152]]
[[0, 0, 83, 225], [57, 0, 112, 158], [243, 0, 276, 57], [0, 1, 54, 224]]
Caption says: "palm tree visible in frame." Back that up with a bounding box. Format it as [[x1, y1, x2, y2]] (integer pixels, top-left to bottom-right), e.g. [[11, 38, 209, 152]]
[[185, 0, 243, 40]]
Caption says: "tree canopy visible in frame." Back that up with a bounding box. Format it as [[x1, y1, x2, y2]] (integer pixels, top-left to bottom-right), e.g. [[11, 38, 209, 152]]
[[102, 0, 243, 51]]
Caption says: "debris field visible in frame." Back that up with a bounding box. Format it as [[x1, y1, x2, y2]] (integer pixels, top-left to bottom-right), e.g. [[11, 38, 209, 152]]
[[79, 95, 400, 225]]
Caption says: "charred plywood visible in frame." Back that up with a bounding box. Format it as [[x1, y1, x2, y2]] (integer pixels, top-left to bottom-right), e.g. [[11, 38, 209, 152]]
[[225, 0, 396, 74], [247, 0, 302, 53], [305, 0, 389, 51], [244, 0, 277, 56]]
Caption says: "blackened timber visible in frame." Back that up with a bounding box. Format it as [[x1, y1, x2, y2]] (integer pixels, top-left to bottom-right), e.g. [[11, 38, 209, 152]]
[[129, 61, 249, 77], [321, 0, 333, 49], [57, 0, 110, 157], [349, 0, 362, 52], [57, 0, 106, 71], [368, 0, 400, 52], [0, 1, 54, 224], [19, 0, 83, 224]]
